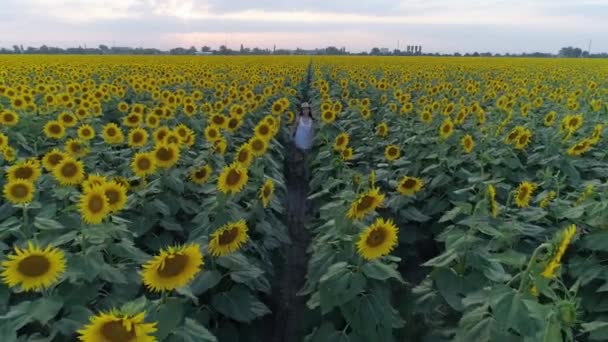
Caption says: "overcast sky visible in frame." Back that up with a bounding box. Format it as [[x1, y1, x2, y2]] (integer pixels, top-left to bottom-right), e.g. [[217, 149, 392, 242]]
[[1, 0, 607, 53]]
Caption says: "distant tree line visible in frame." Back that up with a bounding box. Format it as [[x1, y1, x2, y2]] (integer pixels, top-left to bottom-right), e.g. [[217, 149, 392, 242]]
[[0, 44, 606, 58]]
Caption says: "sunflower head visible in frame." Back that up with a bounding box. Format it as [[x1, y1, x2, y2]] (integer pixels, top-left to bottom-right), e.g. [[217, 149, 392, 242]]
[[384, 145, 401, 161], [190, 165, 212, 184], [217, 163, 249, 195], [356, 218, 399, 260], [102, 123, 124, 144], [341, 147, 354, 161], [128, 128, 149, 148], [514, 181, 537, 208], [79, 185, 111, 224], [43, 120, 65, 139], [249, 137, 268, 157], [397, 176, 424, 196], [376, 122, 388, 137], [82, 174, 107, 191], [7, 159, 41, 182], [208, 220, 250, 257], [65, 138, 89, 158], [154, 143, 180, 168], [3, 179, 35, 205], [42, 148, 67, 171], [461, 134, 475, 153], [131, 151, 157, 178], [439, 118, 454, 139], [104, 180, 128, 213], [78, 310, 157, 342], [321, 110, 336, 124], [52, 157, 85, 186], [347, 187, 385, 220], [259, 179, 275, 208], [77, 124, 96, 141], [1, 242, 66, 291], [142, 243, 203, 292], [235, 143, 254, 167], [333, 133, 349, 152]]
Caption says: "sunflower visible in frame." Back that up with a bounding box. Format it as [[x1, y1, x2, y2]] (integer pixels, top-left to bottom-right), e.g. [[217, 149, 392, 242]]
[[384, 145, 401, 161], [461, 134, 474, 153], [159, 129, 179, 145], [333, 133, 350, 151], [249, 136, 269, 157], [217, 163, 249, 194], [65, 138, 89, 158], [0, 110, 19, 126], [58, 112, 77, 127], [347, 187, 385, 220], [131, 152, 157, 178], [420, 111, 433, 124], [210, 114, 227, 128], [235, 143, 254, 167], [122, 112, 143, 128], [439, 118, 454, 139], [321, 110, 336, 124], [488, 184, 500, 218], [397, 176, 424, 196], [514, 128, 532, 150], [544, 111, 556, 127], [254, 123, 273, 141], [142, 243, 203, 292], [514, 181, 537, 208], [79, 185, 110, 224], [342, 147, 354, 161], [259, 179, 275, 208], [271, 101, 285, 115], [208, 220, 250, 257], [226, 116, 242, 132], [376, 122, 388, 137], [590, 124, 603, 145], [103, 181, 128, 213], [82, 174, 107, 191], [102, 123, 124, 145], [212, 138, 227, 155], [128, 128, 149, 148], [77, 124, 96, 141], [154, 143, 180, 168], [1, 242, 66, 291], [42, 148, 67, 171], [6, 159, 41, 182], [43, 120, 65, 139], [204, 125, 222, 142], [53, 157, 85, 186], [77, 310, 157, 342], [3, 179, 35, 204], [190, 165, 212, 184], [505, 126, 524, 145], [567, 138, 592, 156], [356, 218, 399, 260], [145, 114, 160, 129], [564, 114, 583, 132]]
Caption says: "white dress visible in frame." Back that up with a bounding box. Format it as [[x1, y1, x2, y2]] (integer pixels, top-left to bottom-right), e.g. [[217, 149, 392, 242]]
[[294, 116, 314, 151]]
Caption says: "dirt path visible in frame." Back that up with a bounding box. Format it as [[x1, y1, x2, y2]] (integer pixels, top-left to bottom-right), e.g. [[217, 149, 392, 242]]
[[271, 61, 313, 342]]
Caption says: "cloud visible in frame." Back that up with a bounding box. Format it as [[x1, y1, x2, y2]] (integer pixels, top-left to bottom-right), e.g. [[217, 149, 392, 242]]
[[0, 0, 607, 53]]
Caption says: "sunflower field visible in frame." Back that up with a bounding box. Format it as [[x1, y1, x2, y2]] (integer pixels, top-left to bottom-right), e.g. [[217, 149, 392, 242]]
[[303, 57, 608, 342], [1, 55, 608, 342], [0, 55, 307, 341]]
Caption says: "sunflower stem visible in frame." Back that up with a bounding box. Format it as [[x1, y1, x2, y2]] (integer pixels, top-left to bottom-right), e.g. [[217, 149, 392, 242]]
[[518, 243, 551, 293], [22, 204, 31, 240]]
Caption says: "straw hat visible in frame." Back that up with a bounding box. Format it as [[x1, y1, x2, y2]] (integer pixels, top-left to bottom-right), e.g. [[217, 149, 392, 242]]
[[301, 102, 311, 108]]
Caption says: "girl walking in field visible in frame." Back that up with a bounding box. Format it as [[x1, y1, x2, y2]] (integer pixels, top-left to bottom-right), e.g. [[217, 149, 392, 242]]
[[291, 102, 314, 162]]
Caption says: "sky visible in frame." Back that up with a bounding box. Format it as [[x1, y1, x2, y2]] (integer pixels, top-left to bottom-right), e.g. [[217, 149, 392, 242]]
[[0, 0, 607, 54]]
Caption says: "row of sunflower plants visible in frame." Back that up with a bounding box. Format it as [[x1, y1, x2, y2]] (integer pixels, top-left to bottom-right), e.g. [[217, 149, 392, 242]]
[[0, 55, 308, 341], [301, 56, 608, 342]]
